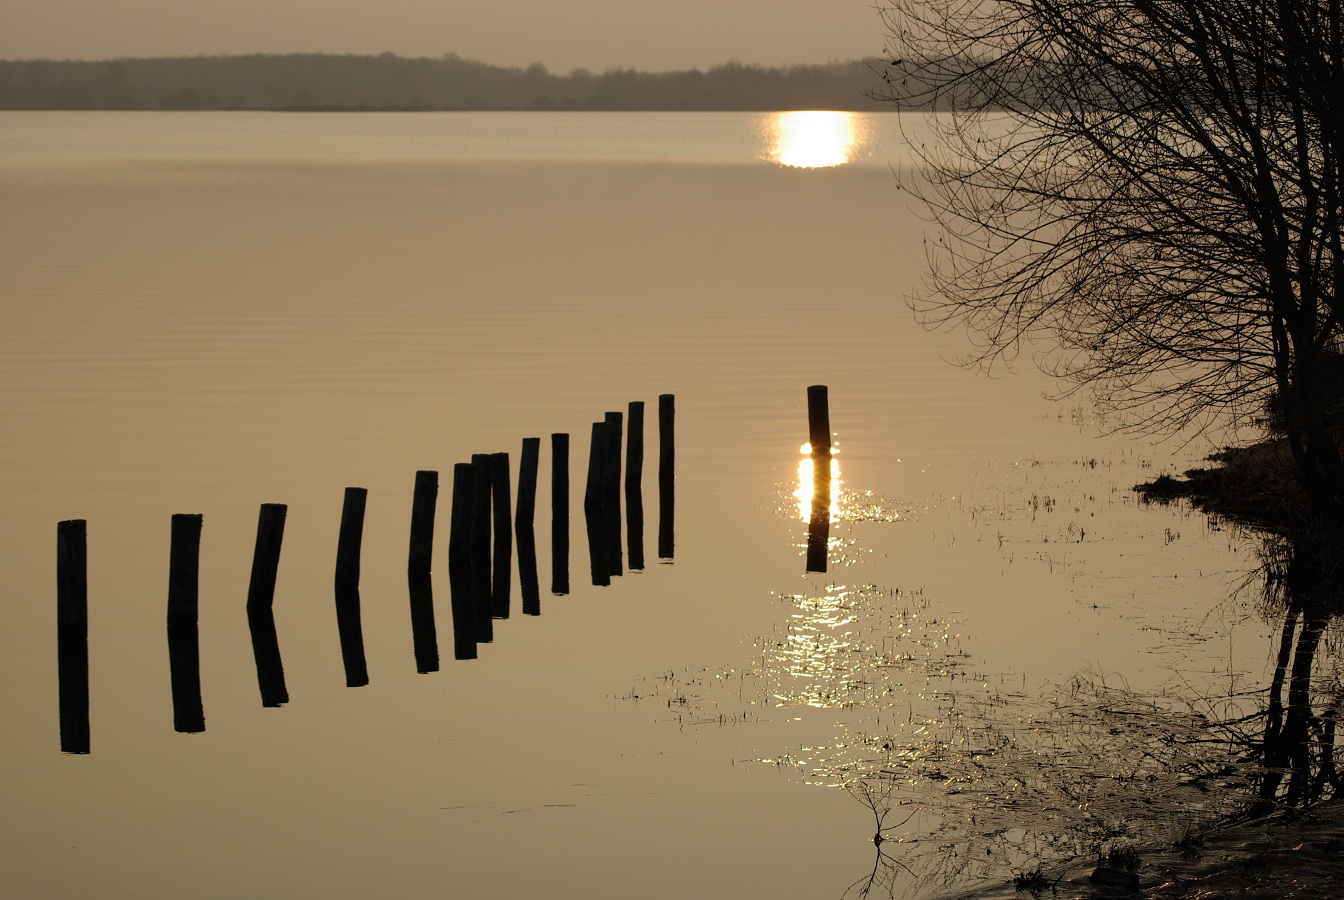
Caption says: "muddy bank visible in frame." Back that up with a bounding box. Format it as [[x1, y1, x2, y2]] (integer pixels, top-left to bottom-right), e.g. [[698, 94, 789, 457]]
[[1136, 437, 1305, 534], [1069, 800, 1344, 898]]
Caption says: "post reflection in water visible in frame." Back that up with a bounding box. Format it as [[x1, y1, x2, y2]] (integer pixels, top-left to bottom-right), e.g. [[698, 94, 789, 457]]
[[246, 606, 288, 708], [799, 442, 841, 573], [765, 111, 871, 169]]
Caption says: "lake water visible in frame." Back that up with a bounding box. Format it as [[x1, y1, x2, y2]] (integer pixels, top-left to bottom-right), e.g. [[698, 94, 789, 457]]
[[0, 111, 1275, 898]]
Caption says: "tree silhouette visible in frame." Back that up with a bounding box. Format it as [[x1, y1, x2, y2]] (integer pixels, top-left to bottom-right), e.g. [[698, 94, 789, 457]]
[[878, 0, 1343, 521]]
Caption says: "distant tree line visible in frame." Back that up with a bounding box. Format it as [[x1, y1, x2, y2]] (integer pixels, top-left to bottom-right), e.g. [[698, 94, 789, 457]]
[[0, 53, 897, 111]]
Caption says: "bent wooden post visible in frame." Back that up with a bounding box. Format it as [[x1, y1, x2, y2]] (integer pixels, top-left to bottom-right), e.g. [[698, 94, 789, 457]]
[[517, 437, 541, 616], [246, 503, 289, 705], [334, 487, 369, 687], [407, 471, 440, 673]]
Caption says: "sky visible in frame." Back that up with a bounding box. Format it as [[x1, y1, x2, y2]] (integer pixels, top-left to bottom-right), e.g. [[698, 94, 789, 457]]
[[1, 0, 890, 71]]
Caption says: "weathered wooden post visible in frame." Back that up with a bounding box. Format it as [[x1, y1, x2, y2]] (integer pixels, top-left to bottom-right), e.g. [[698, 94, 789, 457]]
[[806, 385, 831, 573], [336, 488, 366, 590], [57, 519, 90, 753], [551, 432, 570, 595], [246, 503, 287, 611], [334, 487, 369, 687], [658, 393, 675, 561], [407, 471, 440, 673], [407, 470, 437, 579], [447, 462, 480, 660], [167, 513, 205, 733], [469, 453, 494, 643], [603, 411, 624, 577], [626, 400, 645, 571], [516, 437, 541, 616], [490, 451, 512, 619], [246, 503, 288, 707], [584, 421, 613, 586]]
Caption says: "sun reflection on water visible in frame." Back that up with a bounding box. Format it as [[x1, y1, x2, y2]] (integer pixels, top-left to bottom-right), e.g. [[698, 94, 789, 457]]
[[765, 111, 870, 168], [795, 442, 842, 520]]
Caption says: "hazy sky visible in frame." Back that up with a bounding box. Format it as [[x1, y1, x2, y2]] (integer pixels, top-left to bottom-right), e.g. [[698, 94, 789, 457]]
[[2, 0, 889, 71]]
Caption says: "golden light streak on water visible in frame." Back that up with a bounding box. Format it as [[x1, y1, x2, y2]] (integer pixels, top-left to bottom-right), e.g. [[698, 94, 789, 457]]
[[766, 111, 867, 168], [795, 442, 841, 520]]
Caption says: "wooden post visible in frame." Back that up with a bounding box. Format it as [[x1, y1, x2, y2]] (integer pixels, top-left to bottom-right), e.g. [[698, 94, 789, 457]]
[[603, 411, 624, 577], [448, 462, 480, 660], [490, 451, 512, 619], [517, 437, 541, 616], [167, 513, 205, 733], [407, 568, 439, 673], [334, 488, 369, 687], [807, 385, 831, 573], [246, 503, 288, 706], [807, 384, 832, 506], [551, 432, 570, 595], [245, 503, 287, 612], [626, 401, 645, 571], [584, 421, 612, 586], [247, 605, 288, 707], [407, 471, 440, 673], [57, 519, 90, 754], [407, 470, 437, 579], [469, 453, 494, 643], [658, 393, 675, 560], [335, 487, 366, 591]]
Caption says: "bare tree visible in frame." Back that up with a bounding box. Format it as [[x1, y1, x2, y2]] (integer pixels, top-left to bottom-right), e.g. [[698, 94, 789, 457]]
[[877, 0, 1343, 520]]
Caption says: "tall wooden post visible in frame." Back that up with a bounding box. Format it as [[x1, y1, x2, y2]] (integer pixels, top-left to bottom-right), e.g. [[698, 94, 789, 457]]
[[626, 400, 645, 571], [603, 411, 624, 577], [584, 421, 613, 586], [57, 519, 90, 753], [658, 393, 675, 560], [407, 470, 437, 579], [448, 462, 480, 660], [167, 513, 205, 733], [469, 453, 494, 643], [806, 385, 831, 573], [551, 432, 570, 595], [490, 451, 512, 619], [407, 471, 440, 673]]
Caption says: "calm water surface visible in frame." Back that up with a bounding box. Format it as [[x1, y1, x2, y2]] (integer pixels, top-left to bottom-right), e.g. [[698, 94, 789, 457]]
[[0, 112, 1271, 898]]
